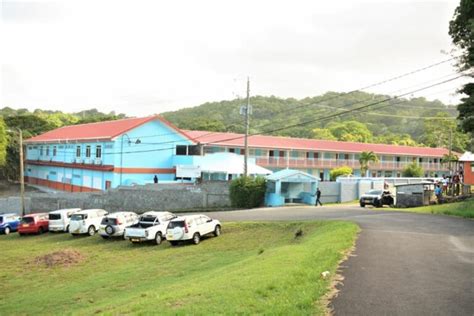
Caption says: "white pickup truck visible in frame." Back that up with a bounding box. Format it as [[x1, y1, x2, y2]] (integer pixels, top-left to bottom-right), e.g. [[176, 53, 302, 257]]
[[124, 211, 177, 245]]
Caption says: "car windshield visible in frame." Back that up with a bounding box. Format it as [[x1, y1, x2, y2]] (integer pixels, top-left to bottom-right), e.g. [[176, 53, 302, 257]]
[[140, 216, 156, 223], [21, 217, 34, 224], [367, 190, 383, 195], [0, 216, 3, 223], [168, 221, 185, 229], [49, 213, 61, 220], [71, 214, 86, 221], [101, 217, 117, 225]]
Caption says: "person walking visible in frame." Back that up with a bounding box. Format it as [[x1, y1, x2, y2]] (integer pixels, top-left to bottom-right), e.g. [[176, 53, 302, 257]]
[[434, 184, 442, 204], [315, 188, 323, 206]]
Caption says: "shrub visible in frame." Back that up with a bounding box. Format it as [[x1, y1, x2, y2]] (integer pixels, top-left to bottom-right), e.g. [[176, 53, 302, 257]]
[[402, 162, 424, 177], [330, 166, 353, 181], [229, 176, 267, 208]]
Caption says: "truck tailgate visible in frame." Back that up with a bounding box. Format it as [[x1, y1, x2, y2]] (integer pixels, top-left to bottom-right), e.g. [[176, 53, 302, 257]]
[[125, 228, 147, 238]]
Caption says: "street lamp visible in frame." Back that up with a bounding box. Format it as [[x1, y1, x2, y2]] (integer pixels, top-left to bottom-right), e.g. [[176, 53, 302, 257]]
[[7, 128, 25, 216]]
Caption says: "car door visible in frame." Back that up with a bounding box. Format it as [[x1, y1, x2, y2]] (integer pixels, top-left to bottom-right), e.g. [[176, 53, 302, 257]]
[[201, 216, 213, 234]]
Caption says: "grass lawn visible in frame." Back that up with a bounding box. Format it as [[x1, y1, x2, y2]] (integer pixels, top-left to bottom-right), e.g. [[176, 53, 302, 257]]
[[0, 221, 358, 315], [395, 198, 474, 219]]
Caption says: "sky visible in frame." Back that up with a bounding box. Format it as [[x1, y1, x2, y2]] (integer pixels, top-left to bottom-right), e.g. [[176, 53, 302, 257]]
[[0, 0, 468, 116]]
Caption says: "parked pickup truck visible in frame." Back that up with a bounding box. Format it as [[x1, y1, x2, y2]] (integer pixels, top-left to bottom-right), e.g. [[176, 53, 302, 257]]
[[124, 211, 177, 245]]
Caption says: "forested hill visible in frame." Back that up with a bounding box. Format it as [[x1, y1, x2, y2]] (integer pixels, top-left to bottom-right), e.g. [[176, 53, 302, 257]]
[[162, 91, 470, 152]]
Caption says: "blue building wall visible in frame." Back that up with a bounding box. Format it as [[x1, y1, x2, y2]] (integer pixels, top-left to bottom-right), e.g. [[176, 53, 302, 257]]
[[25, 118, 193, 191]]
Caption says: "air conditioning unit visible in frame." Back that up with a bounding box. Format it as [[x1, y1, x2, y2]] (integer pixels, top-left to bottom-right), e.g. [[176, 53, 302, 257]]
[[95, 158, 102, 165]]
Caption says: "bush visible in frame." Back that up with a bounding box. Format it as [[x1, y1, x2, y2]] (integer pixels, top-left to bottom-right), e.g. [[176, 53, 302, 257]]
[[330, 166, 353, 181], [402, 162, 424, 177], [229, 176, 267, 208]]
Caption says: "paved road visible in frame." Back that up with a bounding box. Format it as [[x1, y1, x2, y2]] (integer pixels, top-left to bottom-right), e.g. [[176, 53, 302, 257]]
[[202, 205, 474, 316]]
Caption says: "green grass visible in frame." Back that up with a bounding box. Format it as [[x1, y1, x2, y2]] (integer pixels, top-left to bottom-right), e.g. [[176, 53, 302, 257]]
[[0, 221, 358, 315], [395, 198, 474, 219]]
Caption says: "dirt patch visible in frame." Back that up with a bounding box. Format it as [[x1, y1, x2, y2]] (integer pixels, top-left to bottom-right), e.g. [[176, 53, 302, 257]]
[[31, 249, 85, 268]]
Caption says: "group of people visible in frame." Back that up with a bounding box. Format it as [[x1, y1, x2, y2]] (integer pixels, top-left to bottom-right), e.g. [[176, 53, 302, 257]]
[[434, 171, 464, 204]]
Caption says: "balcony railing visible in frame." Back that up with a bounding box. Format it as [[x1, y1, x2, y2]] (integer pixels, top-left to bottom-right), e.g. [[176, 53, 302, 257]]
[[254, 157, 448, 171]]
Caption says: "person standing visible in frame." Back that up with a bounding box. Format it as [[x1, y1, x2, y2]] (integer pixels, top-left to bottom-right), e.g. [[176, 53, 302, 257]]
[[434, 184, 442, 204], [153, 175, 158, 184], [315, 188, 323, 206]]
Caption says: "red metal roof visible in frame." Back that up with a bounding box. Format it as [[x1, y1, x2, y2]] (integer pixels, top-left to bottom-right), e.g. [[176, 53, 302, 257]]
[[26, 116, 194, 143], [185, 130, 451, 157]]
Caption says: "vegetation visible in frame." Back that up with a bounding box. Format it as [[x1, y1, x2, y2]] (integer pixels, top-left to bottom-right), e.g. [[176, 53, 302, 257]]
[[0, 221, 358, 315], [229, 176, 267, 208], [161, 93, 469, 151], [358, 151, 379, 177], [396, 198, 474, 219], [402, 162, 424, 177], [330, 166, 353, 181], [0, 108, 126, 180], [449, 0, 473, 147]]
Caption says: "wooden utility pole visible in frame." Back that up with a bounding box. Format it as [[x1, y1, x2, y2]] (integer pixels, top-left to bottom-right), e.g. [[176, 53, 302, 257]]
[[18, 129, 25, 216], [244, 77, 250, 177]]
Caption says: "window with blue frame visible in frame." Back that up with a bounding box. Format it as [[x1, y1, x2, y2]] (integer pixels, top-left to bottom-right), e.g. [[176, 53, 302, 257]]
[[46, 147, 50, 156], [96, 145, 102, 158], [53, 146, 57, 156], [76, 146, 81, 157], [86, 145, 91, 158]]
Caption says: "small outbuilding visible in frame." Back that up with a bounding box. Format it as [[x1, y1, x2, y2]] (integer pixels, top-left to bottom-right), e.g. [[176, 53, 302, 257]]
[[265, 169, 320, 207], [395, 182, 436, 207]]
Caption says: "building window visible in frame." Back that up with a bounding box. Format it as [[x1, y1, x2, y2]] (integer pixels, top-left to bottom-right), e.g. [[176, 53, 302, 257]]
[[96, 145, 102, 159], [228, 148, 235, 153], [344, 154, 349, 160], [46, 147, 50, 156], [76, 146, 81, 158], [40, 146, 43, 156], [419, 158, 423, 163], [176, 145, 187, 156], [86, 145, 91, 158], [53, 146, 57, 156]]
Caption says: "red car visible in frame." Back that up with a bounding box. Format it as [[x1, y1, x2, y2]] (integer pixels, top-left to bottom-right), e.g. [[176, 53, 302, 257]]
[[18, 213, 49, 235]]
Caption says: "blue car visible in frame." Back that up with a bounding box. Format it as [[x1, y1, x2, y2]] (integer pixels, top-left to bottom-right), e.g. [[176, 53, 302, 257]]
[[0, 213, 20, 235]]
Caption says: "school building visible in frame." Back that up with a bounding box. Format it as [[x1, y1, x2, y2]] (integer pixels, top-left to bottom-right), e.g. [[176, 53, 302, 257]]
[[24, 115, 453, 192]]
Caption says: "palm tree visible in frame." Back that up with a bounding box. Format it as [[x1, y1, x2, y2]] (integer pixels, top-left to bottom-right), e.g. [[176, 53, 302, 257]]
[[359, 151, 379, 177]]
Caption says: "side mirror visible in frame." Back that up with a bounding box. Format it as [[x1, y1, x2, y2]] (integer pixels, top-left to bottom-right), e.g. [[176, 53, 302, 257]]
[[207, 219, 213, 223]]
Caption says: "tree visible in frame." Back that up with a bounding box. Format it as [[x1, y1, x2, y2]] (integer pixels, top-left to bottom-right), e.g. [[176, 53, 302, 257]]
[[330, 166, 353, 181], [326, 121, 373, 143], [449, 1, 474, 142], [359, 151, 379, 177], [0, 118, 7, 166], [311, 128, 337, 140], [419, 112, 469, 152], [402, 162, 424, 177]]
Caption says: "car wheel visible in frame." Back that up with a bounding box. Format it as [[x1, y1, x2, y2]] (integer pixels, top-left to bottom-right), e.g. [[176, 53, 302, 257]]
[[360, 203, 365, 207], [87, 226, 96, 236], [65, 225, 70, 233], [105, 225, 114, 236], [19, 233, 24, 236], [155, 232, 162, 245], [169, 241, 179, 246], [3, 226, 10, 235], [214, 225, 221, 237], [192, 233, 201, 245], [38, 227, 44, 235]]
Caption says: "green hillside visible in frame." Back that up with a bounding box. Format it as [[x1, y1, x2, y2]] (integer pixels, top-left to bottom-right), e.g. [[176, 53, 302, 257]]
[[162, 92, 470, 151]]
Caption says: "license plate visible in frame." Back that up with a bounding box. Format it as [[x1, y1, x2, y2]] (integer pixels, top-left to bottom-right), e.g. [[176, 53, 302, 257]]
[[167, 235, 173, 240], [23, 224, 29, 227], [131, 238, 140, 242]]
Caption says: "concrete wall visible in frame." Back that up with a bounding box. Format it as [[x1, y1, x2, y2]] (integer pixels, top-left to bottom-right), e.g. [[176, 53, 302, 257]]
[[0, 182, 231, 214], [318, 182, 340, 203]]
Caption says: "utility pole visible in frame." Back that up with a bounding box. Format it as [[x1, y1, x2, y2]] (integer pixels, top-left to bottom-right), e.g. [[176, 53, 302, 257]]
[[449, 128, 453, 176], [18, 129, 25, 216], [244, 77, 250, 177]]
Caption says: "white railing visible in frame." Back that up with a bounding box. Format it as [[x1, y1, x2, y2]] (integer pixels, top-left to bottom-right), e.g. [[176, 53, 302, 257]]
[[253, 157, 448, 171]]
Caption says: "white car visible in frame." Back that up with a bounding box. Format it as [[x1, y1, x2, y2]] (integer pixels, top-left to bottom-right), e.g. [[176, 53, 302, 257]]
[[166, 215, 221, 245], [99, 211, 139, 239], [124, 211, 177, 245], [69, 209, 109, 236], [48, 208, 81, 232]]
